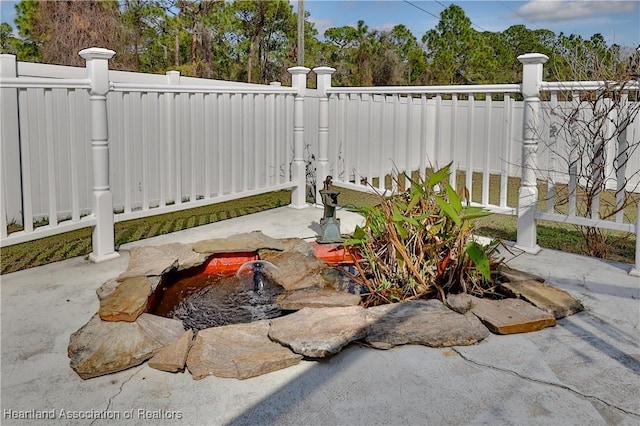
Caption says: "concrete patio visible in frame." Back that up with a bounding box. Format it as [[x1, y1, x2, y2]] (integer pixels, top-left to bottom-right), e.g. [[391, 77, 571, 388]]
[[1, 205, 639, 425]]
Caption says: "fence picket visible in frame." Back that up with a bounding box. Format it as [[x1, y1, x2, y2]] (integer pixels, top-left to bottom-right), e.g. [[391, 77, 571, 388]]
[[482, 94, 492, 206], [466, 94, 475, 196], [500, 94, 511, 208]]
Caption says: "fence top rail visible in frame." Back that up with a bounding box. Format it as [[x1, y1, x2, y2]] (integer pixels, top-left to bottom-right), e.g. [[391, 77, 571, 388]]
[[0, 77, 91, 89], [110, 81, 298, 95], [542, 80, 640, 92], [326, 83, 522, 95]]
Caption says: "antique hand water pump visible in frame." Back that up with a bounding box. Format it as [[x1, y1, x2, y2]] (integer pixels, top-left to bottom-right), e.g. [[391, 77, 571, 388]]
[[318, 176, 342, 243]]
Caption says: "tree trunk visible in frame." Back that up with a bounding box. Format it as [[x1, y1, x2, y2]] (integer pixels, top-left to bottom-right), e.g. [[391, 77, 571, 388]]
[[248, 33, 259, 83], [174, 29, 180, 67]]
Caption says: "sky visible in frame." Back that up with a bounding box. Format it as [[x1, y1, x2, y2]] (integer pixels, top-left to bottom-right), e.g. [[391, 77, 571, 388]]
[[298, 0, 640, 48], [1, 0, 639, 48]]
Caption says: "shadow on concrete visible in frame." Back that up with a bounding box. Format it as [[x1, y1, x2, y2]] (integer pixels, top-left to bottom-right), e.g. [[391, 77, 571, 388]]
[[225, 301, 444, 425], [552, 276, 639, 300], [559, 315, 640, 375], [307, 220, 321, 236]]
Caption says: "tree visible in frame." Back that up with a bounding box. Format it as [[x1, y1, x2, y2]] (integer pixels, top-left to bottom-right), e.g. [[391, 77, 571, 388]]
[[323, 23, 427, 86], [0, 22, 20, 55], [231, 0, 297, 83], [551, 33, 623, 81], [485, 25, 557, 83], [371, 31, 405, 85], [322, 25, 359, 85], [422, 5, 496, 85], [12, 0, 41, 61], [14, 0, 133, 69], [388, 24, 428, 84], [119, 0, 168, 72]]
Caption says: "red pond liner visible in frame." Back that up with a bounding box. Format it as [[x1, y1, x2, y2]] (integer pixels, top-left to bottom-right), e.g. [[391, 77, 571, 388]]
[[201, 244, 359, 275], [203, 252, 259, 275], [312, 243, 360, 264]]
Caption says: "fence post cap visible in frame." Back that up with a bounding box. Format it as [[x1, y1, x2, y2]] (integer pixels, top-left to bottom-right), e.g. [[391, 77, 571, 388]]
[[517, 53, 549, 65], [287, 66, 311, 75], [79, 48, 116, 60], [312, 66, 336, 75]]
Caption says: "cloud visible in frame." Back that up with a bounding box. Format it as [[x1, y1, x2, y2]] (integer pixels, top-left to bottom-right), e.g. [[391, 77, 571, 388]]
[[517, 0, 638, 22], [309, 17, 336, 36]]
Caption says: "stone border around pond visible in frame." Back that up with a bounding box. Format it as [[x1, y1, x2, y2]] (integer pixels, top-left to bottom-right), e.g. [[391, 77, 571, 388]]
[[68, 231, 584, 380]]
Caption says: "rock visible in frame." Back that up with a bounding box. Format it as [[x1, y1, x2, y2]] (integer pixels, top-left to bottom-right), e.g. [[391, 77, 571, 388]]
[[499, 279, 583, 319], [118, 244, 179, 280], [446, 293, 475, 314], [148, 329, 194, 373], [186, 321, 302, 380], [96, 278, 119, 301], [259, 249, 329, 290], [268, 306, 368, 357], [98, 276, 152, 322], [276, 288, 361, 310], [118, 243, 207, 281], [498, 265, 545, 283], [271, 238, 316, 256], [468, 296, 556, 334], [192, 231, 284, 254], [364, 300, 490, 349], [68, 313, 185, 379]]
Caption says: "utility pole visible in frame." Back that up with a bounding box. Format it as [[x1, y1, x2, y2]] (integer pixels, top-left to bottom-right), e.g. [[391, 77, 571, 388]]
[[297, 0, 305, 66]]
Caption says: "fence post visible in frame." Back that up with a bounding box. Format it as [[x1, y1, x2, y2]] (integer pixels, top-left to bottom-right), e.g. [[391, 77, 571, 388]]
[[79, 47, 119, 262], [313, 66, 336, 204], [515, 53, 548, 254], [0, 54, 22, 236], [288, 66, 311, 209]]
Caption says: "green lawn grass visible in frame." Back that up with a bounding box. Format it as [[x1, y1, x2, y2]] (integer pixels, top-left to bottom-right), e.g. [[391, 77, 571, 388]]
[[1, 191, 289, 274], [1, 180, 636, 275]]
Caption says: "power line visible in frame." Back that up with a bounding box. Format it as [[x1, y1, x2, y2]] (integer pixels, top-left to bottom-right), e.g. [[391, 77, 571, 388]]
[[497, 0, 537, 27], [402, 0, 440, 21], [434, 1, 448, 9], [403, 0, 488, 32]]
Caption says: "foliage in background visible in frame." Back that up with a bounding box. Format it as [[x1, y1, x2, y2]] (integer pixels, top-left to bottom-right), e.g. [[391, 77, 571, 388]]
[[344, 164, 503, 307], [1, 1, 637, 85]]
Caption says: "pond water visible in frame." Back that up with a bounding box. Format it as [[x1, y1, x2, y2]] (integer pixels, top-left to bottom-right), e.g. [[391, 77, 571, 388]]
[[147, 259, 362, 331], [148, 263, 284, 331]]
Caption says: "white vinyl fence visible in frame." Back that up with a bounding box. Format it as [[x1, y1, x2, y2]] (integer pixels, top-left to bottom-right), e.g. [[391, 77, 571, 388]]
[[1, 50, 638, 274], [305, 77, 640, 205], [1, 49, 310, 261], [308, 56, 639, 275]]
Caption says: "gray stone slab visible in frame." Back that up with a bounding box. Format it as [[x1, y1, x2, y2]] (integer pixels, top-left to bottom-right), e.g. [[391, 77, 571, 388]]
[[469, 296, 557, 334], [259, 249, 329, 290], [499, 279, 584, 319], [365, 300, 490, 349], [98, 276, 151, 322], [276, 288, 361, 310], [118, 243, 191, 280], [499, 264, 546, 283], [186, 320, 302, 380], [192, 231, 284, 254], [269, 306, 369, 357], [148, 329, 193, 373], [68, 313, 185, 379]]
